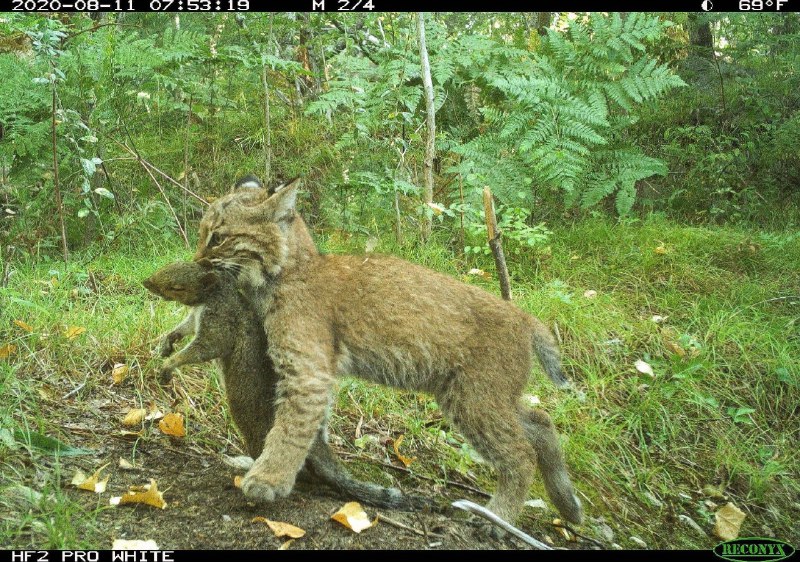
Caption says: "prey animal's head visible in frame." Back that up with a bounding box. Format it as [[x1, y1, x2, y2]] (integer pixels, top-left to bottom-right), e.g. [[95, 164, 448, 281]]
[[143, 259, 219, 307], [194, 177, 301, 278]]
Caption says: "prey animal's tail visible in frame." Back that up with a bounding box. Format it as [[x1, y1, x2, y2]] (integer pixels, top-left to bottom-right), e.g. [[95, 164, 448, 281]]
[[531, 318, 570, 388]]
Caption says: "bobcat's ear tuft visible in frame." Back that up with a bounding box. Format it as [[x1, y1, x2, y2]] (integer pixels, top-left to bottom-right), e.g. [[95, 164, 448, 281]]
[[268, 178, 300, 223]]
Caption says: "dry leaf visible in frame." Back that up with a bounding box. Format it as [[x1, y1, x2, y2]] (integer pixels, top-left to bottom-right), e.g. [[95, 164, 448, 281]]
[[72, 464, 109, 494], [392, 434, 417, 468], [467, 268, 490, 279], [110, 479, 166, 509], [331, 502, 374, 533], [159, 413, 185, 437], [570, 255, 580, 261], [64, 326, 86, 340], [252, 517, 306, 539], [365, 237, 379, 254], [111, 363, 129, 385], [552, 518, 572, 541], [583, 290, 598, 299], [665, 341, 686, 357], [144, 404, 164, 422], [654, 244, 668, 255], [635, 360, 655, 378], [118, 457, 137, 470], [233, 475, 243, 489], [121, 408, 146, 427], [14, 320, 33, 333], [0, 344, 17, 359], [714, 502, 746, 541], [278, 540, 294, 550], [112, 540, 159, 550]]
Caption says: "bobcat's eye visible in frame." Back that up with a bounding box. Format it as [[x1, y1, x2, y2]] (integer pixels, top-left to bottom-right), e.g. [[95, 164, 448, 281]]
[[208, 231, 224, 249]]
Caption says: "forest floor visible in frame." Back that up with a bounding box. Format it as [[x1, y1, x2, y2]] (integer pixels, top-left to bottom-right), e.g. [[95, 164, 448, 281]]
[[1, 218, 799, 550], [1, 367, 577, 551]]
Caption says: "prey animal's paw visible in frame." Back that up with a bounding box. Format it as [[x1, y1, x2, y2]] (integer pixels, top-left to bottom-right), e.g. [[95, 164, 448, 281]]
[[156, 339, 174, 358], [157, 366, 175, 385], [241, 465, 296, 503]]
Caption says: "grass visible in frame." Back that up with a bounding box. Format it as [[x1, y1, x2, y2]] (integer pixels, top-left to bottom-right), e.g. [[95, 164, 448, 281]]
[[1, 216, 798, 549]]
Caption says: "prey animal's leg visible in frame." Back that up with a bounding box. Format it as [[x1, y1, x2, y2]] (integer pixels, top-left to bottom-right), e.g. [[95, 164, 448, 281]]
[[156, 309, 198, 358], [241, 348, 336, 502]]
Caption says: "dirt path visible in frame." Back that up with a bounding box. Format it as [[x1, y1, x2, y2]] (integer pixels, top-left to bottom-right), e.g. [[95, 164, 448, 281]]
[[20, 373, 587, 551]]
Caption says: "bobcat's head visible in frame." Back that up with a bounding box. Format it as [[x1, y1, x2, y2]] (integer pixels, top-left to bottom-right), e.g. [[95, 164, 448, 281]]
[[194, 178, 302, 281], [143, 259, 219, 306]]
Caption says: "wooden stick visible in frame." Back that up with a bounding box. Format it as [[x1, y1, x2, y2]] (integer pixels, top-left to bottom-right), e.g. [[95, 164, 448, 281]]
[[451, 499, 553, 550], [482, 187, 511, 301], [377, 513, 444, 538]]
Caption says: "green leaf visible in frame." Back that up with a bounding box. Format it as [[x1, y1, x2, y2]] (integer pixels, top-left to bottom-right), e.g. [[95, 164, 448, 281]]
[[94, 187, 114, 200], [13, 430, 94, 456]]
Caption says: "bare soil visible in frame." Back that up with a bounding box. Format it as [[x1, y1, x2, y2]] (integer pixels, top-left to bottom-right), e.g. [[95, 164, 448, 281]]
[[19, 371, 589, 551]]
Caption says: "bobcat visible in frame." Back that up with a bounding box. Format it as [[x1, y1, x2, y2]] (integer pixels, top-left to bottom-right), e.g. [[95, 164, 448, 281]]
[[143, 259, 427, 509], [193, 179, 583, 528]]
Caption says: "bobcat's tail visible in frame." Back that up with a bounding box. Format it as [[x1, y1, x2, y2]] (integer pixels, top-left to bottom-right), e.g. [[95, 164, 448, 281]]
[[531, 319, 570, 388]]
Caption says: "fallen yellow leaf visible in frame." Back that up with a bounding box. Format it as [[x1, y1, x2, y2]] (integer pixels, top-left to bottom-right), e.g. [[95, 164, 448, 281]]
[[111, 363, 129, 385], [331, 501, 374, 533], [14, 320, 33, 333], [72, 464, 110, 494], [552, 518, 572, 541], [121, 408, 147, 427], [110, 479, 166, 509], [654, 245, 668, 255], [118, 457, 136, 470], [233, 475, 243, 489], [714, 502, 746, 541], [159, 413, 185, 437], [392, 434, 417, 468], [252, 517, 306, 538], [0, 344, 17, 359], [64, 326, 86, 340], [278, 540, 294, 550], [665, 341, 686, 357]]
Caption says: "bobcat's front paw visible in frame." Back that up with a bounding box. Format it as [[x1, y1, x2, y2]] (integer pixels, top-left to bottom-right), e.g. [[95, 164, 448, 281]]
[[241, 463, 296, 503]]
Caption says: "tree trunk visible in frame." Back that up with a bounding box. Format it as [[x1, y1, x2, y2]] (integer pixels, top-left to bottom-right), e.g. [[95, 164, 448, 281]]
[[416, 12, 435, 240], [534, 12, 551, 36], [687, 14, 713, 58]]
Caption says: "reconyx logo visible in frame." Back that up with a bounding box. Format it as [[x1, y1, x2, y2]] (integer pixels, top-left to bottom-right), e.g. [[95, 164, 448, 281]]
[[714, 538, 795, 562]]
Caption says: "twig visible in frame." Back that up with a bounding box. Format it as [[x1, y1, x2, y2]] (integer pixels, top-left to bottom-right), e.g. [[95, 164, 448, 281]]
[[111, 136, 189, 247], [377, 513, 443, 538], [110, 138, 207, 204], [349, 454, 491, 498], [483, 187, 511, 301], [62, 376, 88, 400], [51, 68, 68, 264], [552, 521, 605, 549], [451, 499, 553, 550]]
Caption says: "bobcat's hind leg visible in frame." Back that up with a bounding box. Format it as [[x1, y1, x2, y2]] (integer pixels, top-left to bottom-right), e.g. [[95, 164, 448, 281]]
[[437, 383, 537, 534]]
